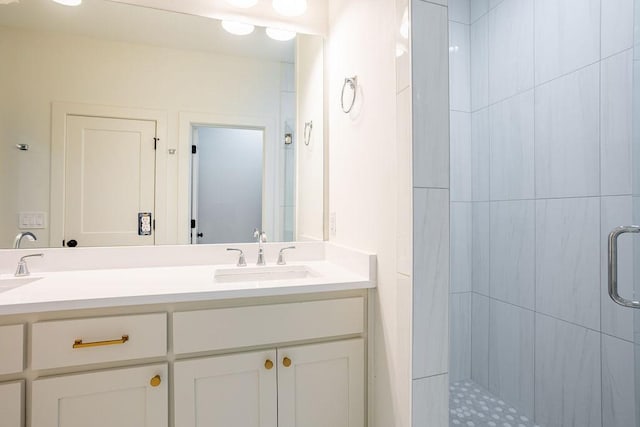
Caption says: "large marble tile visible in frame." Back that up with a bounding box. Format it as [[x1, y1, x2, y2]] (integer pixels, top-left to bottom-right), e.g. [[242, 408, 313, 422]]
[[534, 0, 600, 84], [451, 202, 472, 293], [472, 202, 490, 296], [449, 22, 471, 112], [471, 293, 489, 389], [413, 188, 450, 378], [535, 64, 600, 198], [488, 0, 534, 103], [413, 0, 450, 189], [471, 108, 489, 201], [488, 299, 534, 418], [601, 0, 634, 58], [470, 15, 488, 111], [536, 198, 600, 330], [489, 90, 534, 200], [470, 0, 489, 23], [450, 111, 471, 201], [601, 196, 635, 341], [448, 0, 470, 24], [602, 334, 637, 427], [490, 200, 535, 309], [601, 50, 633, 196], [535, 314, 602, 427], [412, 374, 449, 427], [450, 292, 472, 382]]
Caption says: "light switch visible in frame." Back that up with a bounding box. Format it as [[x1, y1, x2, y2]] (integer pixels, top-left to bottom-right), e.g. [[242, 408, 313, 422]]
[[18, 212, 46, 230]]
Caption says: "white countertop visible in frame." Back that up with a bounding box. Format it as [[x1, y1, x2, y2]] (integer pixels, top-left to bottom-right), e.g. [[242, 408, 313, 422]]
[[0, 260, 374, 315]]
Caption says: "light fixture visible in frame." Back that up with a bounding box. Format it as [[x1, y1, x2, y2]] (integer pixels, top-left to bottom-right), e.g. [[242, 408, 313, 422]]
[[221, 20, 255, 36], [224, 0, 258, 8], [266, 28, 296, 42], [52, 0, 82, 5], [272, 0, 307, 17]]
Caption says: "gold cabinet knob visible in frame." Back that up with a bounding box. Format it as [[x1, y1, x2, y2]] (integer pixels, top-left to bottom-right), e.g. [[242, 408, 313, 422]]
[[264, 359, 274, 370], [150, 375, 161, 387], [282, 357, 292, 368]]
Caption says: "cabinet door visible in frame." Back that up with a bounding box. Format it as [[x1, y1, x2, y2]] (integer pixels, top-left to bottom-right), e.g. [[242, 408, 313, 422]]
[[0, 381, 24, 427], [174, 349, 277, 427], [32, 364, 167, 427], [277, 339, 365, 427]]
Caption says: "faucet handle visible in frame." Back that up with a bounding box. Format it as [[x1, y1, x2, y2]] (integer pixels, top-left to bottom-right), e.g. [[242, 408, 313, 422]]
[[15, 253, 44, 277], [277, 246, 296, 265], [226, 248, 247, 267]]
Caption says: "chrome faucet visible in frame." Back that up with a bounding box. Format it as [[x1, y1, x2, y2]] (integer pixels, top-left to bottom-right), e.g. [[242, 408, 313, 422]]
[[226, 248, 247, 267], [277, 246, 296, 265], [253, 228, 267, 266], [14, 232, 36, 249], [15, 253, 44, 277]]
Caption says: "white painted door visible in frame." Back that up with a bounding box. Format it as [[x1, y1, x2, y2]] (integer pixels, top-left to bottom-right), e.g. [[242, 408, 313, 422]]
[[31, 364, 167, 427], [64, 115, 156, 247], [277, 339, 365, 427], [0, 381, 23, 427], [174, 349, 277, 427]]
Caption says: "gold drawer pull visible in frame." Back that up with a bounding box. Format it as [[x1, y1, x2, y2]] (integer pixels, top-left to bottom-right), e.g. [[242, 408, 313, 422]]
[[150, 375, 161, 387], [283, 357, 292, 368], [265, 359, 274, 370], [72, 335, 129, 349]]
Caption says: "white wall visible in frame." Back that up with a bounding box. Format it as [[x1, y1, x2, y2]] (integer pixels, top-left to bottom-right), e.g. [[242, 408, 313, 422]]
[[326, 0, 409, 425], [0, 26, 291, 248], [296, 34, 325, 241]]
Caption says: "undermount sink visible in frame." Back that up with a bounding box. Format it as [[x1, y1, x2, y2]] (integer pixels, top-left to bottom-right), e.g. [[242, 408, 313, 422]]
[[214, 265, 315, 283], [0, 276, 42, 294]]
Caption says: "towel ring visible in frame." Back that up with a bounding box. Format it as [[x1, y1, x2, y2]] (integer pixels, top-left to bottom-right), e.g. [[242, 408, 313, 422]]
[[341, 76, 358, 114], [304, 121, 313, 146]]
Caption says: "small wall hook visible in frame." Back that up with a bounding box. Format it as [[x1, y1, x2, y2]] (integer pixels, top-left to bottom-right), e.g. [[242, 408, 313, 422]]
[[16, 144, 29, 151], [304, 121, 313, 146]]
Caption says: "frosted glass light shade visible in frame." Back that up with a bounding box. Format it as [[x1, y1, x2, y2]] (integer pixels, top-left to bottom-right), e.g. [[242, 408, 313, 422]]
[[221, 20, 255, 36], [266, 28, 296, 41], [224, 0, 258, 8], [52, 0, 82, 5], [272, 0, 307, 17]]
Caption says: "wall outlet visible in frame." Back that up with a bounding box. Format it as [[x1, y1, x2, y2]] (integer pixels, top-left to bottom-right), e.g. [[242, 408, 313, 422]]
[[330, 212, 337, 237], [18, 212, 46, 229]]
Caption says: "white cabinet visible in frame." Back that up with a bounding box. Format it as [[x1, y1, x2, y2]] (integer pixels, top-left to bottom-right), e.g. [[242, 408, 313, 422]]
[[31, 364, 168, 427], [174, 339, 364, 427], [175, 349, 278, 427], [0, 381, 24, 427]]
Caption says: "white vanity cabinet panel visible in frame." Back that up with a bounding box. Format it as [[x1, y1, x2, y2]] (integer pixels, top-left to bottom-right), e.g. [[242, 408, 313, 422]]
[[31, 364, 168, 427], [31, 313, 166, 370], [173, 297, 364, 354], [0, 324, 24, 375], [277, 339, 365, 427], [174, 350, 277, 427], [0, 381, 24, 427]]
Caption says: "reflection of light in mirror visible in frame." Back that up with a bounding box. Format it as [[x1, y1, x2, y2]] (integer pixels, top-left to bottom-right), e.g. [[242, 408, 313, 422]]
[[400, 7, 409, 40], [52, 0, 82, 5], [224, 0, 258, 8], [266, 28, 296, 41], [396, 42, 407, 58], [221, 20, 255, 36], [272, 0, 307, 17], [449, 45, 459, 53]]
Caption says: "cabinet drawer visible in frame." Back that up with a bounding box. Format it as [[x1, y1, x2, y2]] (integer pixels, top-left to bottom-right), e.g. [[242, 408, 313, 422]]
[[0, 324, 24, 375], [173, 297, 364, 354], [0, 381, 24, 427], [32, 313, 167, 370]]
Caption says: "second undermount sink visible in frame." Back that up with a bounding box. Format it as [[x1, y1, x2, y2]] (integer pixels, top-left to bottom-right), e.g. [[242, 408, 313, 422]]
[[0, 276, 42, 294], [214, 265, 315, 283]]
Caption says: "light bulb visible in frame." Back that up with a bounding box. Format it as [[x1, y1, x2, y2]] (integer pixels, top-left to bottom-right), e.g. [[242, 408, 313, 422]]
[[266, 28, 296, 42], [224, 0, 258, 8], [52, 0, 82, 5], [272, 0, 307, 17], [221, 20, 255, 36]]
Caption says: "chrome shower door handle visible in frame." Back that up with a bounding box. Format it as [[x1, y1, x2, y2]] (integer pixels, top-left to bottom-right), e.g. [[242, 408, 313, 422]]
[[608, 226, 640, 309]]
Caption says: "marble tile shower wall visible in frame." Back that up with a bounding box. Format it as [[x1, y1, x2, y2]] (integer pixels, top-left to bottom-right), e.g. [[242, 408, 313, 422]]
[[448, 0, 638, 426]]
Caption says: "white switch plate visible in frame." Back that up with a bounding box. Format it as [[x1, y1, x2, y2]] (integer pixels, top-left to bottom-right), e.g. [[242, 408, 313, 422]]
[[18, 212, 47, 229]]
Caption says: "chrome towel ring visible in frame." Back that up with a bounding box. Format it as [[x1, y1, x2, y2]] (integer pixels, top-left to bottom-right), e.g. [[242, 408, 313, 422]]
[[304, 121, 313, 146], [341, 76, 358, 114]]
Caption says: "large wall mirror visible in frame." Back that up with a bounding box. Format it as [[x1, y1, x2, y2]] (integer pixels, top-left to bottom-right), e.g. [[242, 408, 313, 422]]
[[0, 0, 325, 249]]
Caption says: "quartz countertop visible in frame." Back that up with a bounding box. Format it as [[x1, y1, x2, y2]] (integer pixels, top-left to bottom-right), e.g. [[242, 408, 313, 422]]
[[0, 260, 374, 315]]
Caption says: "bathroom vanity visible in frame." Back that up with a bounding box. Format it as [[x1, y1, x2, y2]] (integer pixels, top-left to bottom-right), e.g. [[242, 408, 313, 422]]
[[0, 242, 375, 427]]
